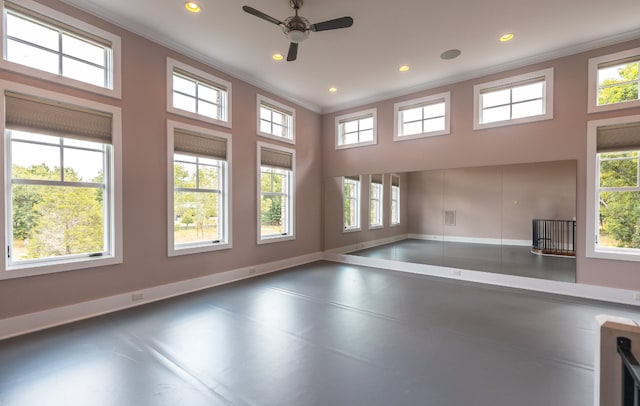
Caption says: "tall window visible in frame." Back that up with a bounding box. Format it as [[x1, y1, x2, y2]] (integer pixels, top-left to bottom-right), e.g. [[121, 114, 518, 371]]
[[587, 117, 640, 261], [1, 1, 120, 97], [168, 122, 230, 256], [258, 143, 294, 243], [588, 48, 640, 113], [167, 58, 231, 128], [335, 109, 377, 149], [257, 95, 294, 143], [343, 175, 361, 231], [394, 92, 450, 141], [2, 86, 122, 278], [391, 174, 400, 226], [474, 68, 553, 130], [369, 174, 383, 228]]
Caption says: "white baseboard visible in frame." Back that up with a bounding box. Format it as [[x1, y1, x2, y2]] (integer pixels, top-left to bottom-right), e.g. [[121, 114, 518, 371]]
[[408, 233, 530, 247], [0, 252, 323, 340], [323, 253, 640, 308], [325, 233, 409, 255]]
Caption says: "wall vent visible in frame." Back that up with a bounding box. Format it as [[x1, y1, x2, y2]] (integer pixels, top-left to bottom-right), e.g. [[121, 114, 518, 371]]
[[444, 210, 456, 226]]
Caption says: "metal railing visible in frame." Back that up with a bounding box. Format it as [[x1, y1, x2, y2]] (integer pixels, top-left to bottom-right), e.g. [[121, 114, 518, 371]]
[[618, 337, 640, 406], [531, 219, 576, 257]]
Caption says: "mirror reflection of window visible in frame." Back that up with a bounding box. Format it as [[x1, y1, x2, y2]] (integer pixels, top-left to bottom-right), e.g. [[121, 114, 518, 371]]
[[369, 174, 384, 228]]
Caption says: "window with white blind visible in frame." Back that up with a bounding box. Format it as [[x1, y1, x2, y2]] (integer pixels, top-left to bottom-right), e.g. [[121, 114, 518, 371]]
[[168, 121, 230, 256], [258, 142, 295, 243], [369, 174, 383, 228], [394, 92, 450, 141], [390, 174, 400, 226], [343, 175, 361, 231], [335, 108, 377, 149], [257, 94, 295, 143], [167, 58, 231, 128], [1, 0, 121, 98], [1, 82, 122, 278], [588, 48, 640, 113], [474, 68, 553, 130], [586, 115, 640, 262]]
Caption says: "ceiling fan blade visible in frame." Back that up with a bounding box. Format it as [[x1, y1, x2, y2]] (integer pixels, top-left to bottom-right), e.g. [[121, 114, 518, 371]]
[[287, 42, 299, 62], [310, 16, 353, 32], [242, 6, 283, 26]]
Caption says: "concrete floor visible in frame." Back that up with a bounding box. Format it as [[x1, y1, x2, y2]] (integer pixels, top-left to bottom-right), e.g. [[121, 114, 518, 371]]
[[349, 239, 576, 282], [0, 261, 632, 405]]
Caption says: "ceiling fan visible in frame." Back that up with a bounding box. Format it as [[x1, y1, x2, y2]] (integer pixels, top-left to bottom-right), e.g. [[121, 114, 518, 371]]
[[242, 0, 354, 62]]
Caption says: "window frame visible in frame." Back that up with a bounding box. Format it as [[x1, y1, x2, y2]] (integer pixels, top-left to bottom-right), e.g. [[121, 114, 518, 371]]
[[335, 108, 377, 150], [166, 57, 232, 128], [0, 0, 121, 99], [0, 80, 122, 279], [586, 114, 640, 262], [256, 94, 295, 144], [342, 175, 361, 232], [257, 141, 295, 244], [588, 47, 640, 114], [473, 67, 554, 130], [390, 174, 401, 227], [167, 120, 232, 257], [394, 92, 451, 141], [369, 174, 384, 229]]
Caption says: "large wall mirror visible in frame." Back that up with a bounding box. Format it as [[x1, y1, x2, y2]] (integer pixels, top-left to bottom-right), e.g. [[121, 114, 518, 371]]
[[324, 160, 577, 283]]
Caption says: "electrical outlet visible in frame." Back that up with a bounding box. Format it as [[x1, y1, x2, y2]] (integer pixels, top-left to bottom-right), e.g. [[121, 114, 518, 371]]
[[452, 270, 462, 277], [131, 292, 144, 302]]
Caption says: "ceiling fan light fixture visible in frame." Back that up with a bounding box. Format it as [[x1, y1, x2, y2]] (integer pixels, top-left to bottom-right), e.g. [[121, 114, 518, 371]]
[[286, 29, 309, 43], [184, 2, 201, 13]]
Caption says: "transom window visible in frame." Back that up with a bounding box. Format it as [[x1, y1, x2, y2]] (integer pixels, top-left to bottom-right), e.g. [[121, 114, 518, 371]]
[[587, 116, 640, 262], [474, 68, 553, 130], [167, 58, 231, 128], [343, 175, 361, 231], [394, 92, 450, 141], [258, 143, 295, 243], [168, 122, 230, 256], [2, 85, 122, 279], [369, 174, 383, 228], [588, 48, 640, 113], [1, 1, 120, 97], [257, 95, 294, 143], [335, 108, 377, 149], [391, 175, 400, 226]]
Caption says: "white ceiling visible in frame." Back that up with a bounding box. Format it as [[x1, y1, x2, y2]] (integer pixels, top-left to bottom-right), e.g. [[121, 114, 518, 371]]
[[60, 0, 640, 113]]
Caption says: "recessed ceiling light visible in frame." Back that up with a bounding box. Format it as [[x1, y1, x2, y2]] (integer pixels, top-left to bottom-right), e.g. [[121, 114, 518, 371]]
[[272, 53, 284, 61], [500, 33, 514, 42], [399, 65, 410, 72], [440, 49, 461, 60], [185, 2, 201, 13], [328, 87, 338, 93]]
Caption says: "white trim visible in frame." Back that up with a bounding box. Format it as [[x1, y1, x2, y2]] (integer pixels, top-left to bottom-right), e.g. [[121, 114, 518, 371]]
[[325, 234, 409, 255], [394, 92, 451, 141], [166, 120, 232, 257], [588, 47, 640, 114], [408, 233, 530, 246], [335, 108, 378, 149], [256, 94, 295, 144], [0, 0, 122, 99], [342, 175, 361, 232], [473, 67, 554, 130], [586, 115, 640, 262], [323, 253, 640, 308], [0, 80, 122, 279], [0, 251, 323, 340], [257, 141, 296, 245], [166, 57, 232, 128]]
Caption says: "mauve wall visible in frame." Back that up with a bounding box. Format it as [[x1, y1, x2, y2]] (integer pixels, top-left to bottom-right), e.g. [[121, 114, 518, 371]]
[[322, 38, 640, 290], [406, 161, 577, 241], [0, 0, 322, 319]]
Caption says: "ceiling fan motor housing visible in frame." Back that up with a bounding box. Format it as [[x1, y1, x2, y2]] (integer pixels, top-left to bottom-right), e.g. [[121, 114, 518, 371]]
[[283, 15, 310, 42]]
